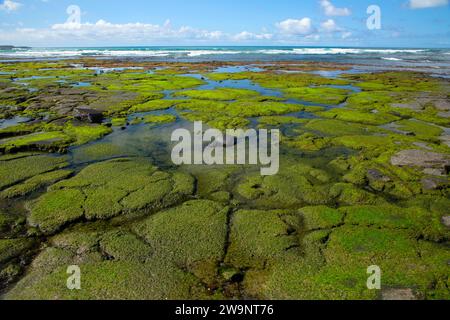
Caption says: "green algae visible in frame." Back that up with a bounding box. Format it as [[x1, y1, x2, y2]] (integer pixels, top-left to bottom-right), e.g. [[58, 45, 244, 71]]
[[317, 108, 401, 125], [133, 200, 229, 284], [285, 133, 332, 151], [63, 123, 112, 146], [0, 122, 112, 153], [0, 154, 68, 190], [128, 100, 178, 113], [143, 114, 177, 124], [283, 87, 349, 105], [0, 131, 72, 153], [71, 143, 129, 163], [28, 158, 195, 234], [177, 99, 303, 129], [6, 253, 205, 299], [174, 88, 261, 101], [29, 189, 86, 234], [1, 169, 73, 199], [225, 209, 301, 269], [258, 116, 308, 127], [0, 238, 35, 265], [235, 162, 336, 208], [300, 206, 344, 230], [393, 119, 444, 141], [110, 118, 127, 127], [304, 119, 379, 136]]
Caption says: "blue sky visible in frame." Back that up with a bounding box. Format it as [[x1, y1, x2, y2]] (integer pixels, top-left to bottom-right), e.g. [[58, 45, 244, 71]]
[[0, 0, 449, 47]]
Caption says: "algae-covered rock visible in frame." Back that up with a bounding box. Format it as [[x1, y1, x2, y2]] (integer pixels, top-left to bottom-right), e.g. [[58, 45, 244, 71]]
[[6, 259, 204, 300], [283, 87, 348, 105], [173, 88, 260, 101], [28, 158, 195, 234], [0, 238, 35, 265], [28, 189, 86, 234], [225, 209, 301, 269], [0, 153, 68, 190], [235, 163, 335, 208], [143, 114, 176, 124], [1, 169, 73, 199], [133, 200, 229, 283], [299, 206, 344, 231]]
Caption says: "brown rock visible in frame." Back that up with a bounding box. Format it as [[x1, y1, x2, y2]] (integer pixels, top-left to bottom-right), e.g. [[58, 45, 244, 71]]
[[421, 176, 449, 190], [391, 149, 450, 174], [381, 288, 418, 301], [441, 216, 450, 228]]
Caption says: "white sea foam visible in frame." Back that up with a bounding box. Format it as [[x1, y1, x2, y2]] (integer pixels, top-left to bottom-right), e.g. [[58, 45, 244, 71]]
[[0, 47, 434, 58], [381, 57, 403, 61]]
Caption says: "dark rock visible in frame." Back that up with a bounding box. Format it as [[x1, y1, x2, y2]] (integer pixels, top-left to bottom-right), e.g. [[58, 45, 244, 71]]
[[367, 169, 391, 182], [74, 107, 104, 124]]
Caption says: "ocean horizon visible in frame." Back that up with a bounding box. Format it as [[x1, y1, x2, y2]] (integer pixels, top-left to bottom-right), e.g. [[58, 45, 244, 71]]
[[2, 46, 449, 76]]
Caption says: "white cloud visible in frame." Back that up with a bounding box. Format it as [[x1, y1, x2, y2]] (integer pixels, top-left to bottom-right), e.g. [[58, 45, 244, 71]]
[[341, 31, 352, 39], [320, 0, 351, 16], [232, 31, 273, 41], [276, 18, 314, 35], [320, 19, 341, 32], [0, 16, 357, 46], [48, 19, 226, 42], [409, 0, 448, 8], [0, 0, 22, 12]]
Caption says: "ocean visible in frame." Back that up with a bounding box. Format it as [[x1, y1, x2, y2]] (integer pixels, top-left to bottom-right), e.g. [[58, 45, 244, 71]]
[[1, 46, 450, 76]]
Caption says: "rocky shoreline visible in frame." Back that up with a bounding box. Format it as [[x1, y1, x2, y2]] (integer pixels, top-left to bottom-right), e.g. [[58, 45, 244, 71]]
[[0, 59, 449, 300]]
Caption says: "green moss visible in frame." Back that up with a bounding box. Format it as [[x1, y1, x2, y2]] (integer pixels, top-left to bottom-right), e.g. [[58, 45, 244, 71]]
[[344, 205, 448, 242], [63, 123, 112, 146], [1, 169, 73, 199], [0, 238, 35, 264], [330, 183, 383, 206], [0, 154, 67, 190], [128, 100, 177, 113], [333, 135, 394, 151], [0, 131, 72, 153], [283, 87, 348, 105], [393, 119, 443, 141], [83, 186, 128, 219], [318, 108, 401, 125], [99, 231, 152, 263], [173, 88, 260, 101], [6, 259, 205, 300], [346, 91, 398, 111], [71, 143, 128, 163], [30, 159, 195, 234], [235, 163, 334, 208], [95, 73, 204, 93], [143, 114, 176, 124], [110, 118, 127, 127], [258, 116, 308, 127], [285, 133, 332, 151], [300, 206, 344, 231], [304, 119, 379, 136], [133, 200, 229, 283], [28, 189, 85, 234], [225, 209, 301, 269], [178, 99, 302, 130]]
